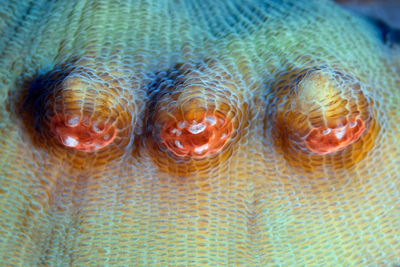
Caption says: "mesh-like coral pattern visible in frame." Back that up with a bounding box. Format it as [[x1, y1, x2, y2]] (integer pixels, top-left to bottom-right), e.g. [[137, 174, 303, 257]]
[[0, 0, 399, 265]]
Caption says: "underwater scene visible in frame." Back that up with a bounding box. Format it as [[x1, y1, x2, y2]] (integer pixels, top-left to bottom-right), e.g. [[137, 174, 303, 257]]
[[0, 0, 399, 265]]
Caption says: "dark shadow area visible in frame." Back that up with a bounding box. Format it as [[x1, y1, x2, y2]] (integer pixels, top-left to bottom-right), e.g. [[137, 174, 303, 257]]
[[335, 0, 400, 47], [10, 66, 72, 151]]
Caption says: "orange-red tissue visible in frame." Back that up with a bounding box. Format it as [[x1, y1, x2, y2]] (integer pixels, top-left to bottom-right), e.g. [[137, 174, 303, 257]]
[[50, 114, 116, 152], [305, 118, 366, 154], [160, 111, 233, 158]]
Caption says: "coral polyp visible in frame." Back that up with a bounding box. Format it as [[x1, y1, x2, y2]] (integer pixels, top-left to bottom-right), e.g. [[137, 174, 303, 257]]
[[266, 67, 378, 170]]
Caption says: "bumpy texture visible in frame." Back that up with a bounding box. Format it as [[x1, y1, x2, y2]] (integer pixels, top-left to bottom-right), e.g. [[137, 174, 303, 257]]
[[0, 0, 399, 265]]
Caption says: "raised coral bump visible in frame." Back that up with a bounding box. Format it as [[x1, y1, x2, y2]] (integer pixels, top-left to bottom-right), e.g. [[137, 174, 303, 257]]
[[23, 60, 141, 157], [266, 66, 378, 170], [145, 61, 247, 175]]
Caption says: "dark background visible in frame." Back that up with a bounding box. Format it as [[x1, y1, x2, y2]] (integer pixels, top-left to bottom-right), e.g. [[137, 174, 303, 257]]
[[335, 0, 400, 28]]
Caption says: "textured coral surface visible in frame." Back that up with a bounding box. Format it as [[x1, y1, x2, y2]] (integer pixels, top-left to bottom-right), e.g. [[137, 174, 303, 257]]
[[0, 0, 399, 265]]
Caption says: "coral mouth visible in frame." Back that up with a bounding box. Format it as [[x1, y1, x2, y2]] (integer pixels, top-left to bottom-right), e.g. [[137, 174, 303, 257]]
[[50, 115, 117, 152], [305, 118, 366, 155], [160, 112, 233, 158]]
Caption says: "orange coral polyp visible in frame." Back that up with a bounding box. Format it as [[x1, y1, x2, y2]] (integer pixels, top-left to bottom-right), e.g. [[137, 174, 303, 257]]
[[305, 118, 366, 155], [160, 112, 233, 158], [50, 115, 117, 152]]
